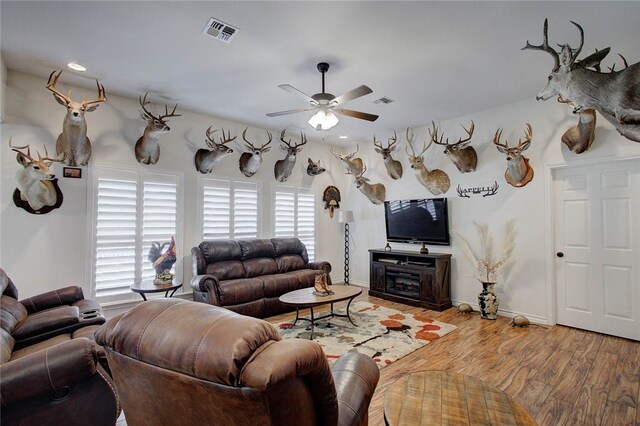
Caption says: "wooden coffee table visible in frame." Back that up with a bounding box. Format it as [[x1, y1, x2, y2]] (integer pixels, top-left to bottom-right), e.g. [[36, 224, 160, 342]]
[[279, 285, 362, 339], [131, 280, 182, 301], [384, 370, 537, 425]]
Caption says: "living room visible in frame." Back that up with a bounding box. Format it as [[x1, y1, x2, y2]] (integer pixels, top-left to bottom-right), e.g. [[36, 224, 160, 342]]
[[1, 2, 639, 425]]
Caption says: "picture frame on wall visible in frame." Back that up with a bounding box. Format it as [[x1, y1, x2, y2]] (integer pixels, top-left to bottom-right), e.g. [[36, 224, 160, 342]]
[[63, 167, 82, 179]]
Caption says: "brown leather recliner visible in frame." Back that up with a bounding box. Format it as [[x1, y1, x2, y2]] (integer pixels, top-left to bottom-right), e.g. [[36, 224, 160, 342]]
[[96, 298, 379, 426]]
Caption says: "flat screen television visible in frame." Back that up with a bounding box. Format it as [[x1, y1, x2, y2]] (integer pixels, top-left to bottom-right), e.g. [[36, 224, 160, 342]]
[[384, 198, 450, 245]]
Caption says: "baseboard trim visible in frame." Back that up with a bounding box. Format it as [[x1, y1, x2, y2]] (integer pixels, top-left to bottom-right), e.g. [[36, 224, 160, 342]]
[[452, 299, 549, 325]]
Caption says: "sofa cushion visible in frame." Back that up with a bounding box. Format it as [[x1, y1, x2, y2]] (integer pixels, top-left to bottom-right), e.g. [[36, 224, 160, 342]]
[[261, 273, 302, 298], [217, 278, 265, 306], [200, 240, 242, 263], [206, 260, 246, 281], [275, 255, 306, 273], [239, 239, 276, 260], [244, 258, 278, 278], [1, 328, 15, 364], [12, 306, 80, 340], [287, 269, 323, 289], [9, 333, 71, 361], [1, 295, 28, 333], [271, 238, 309, 264]]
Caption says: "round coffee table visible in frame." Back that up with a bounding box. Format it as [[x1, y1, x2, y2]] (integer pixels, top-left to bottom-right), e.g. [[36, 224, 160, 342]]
[[279, 285, 362, 339], [384, 370, 536, 425], [131, 280, 182, 301]]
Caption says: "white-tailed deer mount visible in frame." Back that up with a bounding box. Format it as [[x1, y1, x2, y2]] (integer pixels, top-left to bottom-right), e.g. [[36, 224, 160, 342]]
[[239, 127, 272, 177], [194, 126, 235, 174], [430, 121, 478, 173], [135, 93, 181, 165], [558, 96, 596, 154], [373, 131, 403, 180], [10, 139, 64, 213], [330, 144, 363, 176], [307, 158, 326, 176], [405, 128, 451, 195], [274, 129, 307, 182], [353, 164, 386, 205], [523, 19, 640, 142], [493, 123, 535, 188], [46, 70, 107, 166]]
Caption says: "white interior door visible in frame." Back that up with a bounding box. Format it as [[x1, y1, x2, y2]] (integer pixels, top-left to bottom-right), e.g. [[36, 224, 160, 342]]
[[554, 159, 640, 341]]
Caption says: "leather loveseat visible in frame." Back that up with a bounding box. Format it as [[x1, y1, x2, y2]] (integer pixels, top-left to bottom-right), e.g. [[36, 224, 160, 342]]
[[191, 237, 332, 318], [0, 268, 120, 426], [96, 298, 379, 426]]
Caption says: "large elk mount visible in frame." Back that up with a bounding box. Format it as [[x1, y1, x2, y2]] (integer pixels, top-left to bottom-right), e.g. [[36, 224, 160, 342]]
[[523, 19, 640, 143]]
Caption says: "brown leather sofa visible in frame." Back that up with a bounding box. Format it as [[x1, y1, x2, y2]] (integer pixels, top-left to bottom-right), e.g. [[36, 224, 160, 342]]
[[191, 237, 332, 318], [0, 268, 120, 426], [96, 298, 379, 426]]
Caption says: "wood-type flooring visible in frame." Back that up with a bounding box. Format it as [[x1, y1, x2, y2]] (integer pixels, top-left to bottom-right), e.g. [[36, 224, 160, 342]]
[[117, 290, 640, 425]]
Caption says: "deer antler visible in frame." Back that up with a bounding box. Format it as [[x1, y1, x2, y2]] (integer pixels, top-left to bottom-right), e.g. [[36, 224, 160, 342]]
[[46, 70, 72, 104], [493, 128, 509, 149], [243, 128, 273, 151], [9, 138, 34, 161], [279, 129, 293, 148], [373, 135, 383, 150], [517, 123, 533, 148], [522, 19, 560, 71], [280, 129, 306, 149], [387, 130, 398, 149], [139, 93, 156, 120], [81, 79, 107, 107], [430, 121, 448, 146], [405, 127, 416, 156], [37, 145, 64, 164], [205, 126, 219, 148], [159, 103, 181, 120], [456, 121, 475, 145]]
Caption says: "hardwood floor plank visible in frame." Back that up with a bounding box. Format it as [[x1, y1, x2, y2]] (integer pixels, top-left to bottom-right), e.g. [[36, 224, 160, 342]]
[[572, 333, 604, 364], [514, 379, 555, 415], [533, 349, 573, 386], [607, 361, 639, 408], [584, 351, 620, 391], [564, 384, 609, 426], [601, 399, 636, 426], [534, 395, 574, 426], [549, 359, 591, 404], [599, 335, 626, 355]]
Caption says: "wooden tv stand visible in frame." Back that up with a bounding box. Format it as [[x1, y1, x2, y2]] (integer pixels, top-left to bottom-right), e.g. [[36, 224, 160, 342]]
[[368, 249, 451, 311]]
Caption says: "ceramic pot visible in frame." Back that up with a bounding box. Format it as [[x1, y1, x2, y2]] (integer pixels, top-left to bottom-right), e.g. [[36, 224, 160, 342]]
[[478, 282, 499, 320]]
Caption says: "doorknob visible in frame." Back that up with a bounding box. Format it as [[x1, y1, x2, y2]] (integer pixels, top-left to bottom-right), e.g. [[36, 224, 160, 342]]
[[556, 252, 564, 258]]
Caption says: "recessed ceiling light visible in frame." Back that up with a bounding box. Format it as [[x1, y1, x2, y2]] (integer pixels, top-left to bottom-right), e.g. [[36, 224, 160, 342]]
[[67, 62, 86, 72], [339, 135, 348, 139]]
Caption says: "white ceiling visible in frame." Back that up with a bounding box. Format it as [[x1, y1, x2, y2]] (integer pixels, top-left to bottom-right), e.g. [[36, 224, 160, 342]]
[[2, 1, 639, 143]]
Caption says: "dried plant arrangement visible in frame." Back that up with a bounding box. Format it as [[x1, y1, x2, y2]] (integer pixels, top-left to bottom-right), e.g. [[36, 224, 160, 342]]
[[455, 220, 517, 284]]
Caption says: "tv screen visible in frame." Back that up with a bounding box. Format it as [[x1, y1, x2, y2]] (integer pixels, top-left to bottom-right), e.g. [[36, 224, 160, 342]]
[[384, 198, 450, 245]]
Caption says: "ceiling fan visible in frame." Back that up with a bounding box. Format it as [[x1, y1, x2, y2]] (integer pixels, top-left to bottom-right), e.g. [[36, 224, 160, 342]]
[[266, 62, 378, 131]]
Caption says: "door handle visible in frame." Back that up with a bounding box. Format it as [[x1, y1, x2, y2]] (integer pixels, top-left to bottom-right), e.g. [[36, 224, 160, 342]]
[[556, 252, 564, 258]]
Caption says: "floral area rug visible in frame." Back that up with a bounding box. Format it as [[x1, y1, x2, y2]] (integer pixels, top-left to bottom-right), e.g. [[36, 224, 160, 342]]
[[276, 301, 457, 369]]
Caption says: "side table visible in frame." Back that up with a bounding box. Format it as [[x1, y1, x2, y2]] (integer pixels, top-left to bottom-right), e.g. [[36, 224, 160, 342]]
[[131, 280, 182, 301]]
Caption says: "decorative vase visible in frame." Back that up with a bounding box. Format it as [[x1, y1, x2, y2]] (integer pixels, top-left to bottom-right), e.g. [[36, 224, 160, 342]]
[[478, 282, 499, 320]]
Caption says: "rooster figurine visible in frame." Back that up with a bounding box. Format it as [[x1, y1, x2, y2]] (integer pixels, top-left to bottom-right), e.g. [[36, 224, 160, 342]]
[[148, 236, 177, 285]]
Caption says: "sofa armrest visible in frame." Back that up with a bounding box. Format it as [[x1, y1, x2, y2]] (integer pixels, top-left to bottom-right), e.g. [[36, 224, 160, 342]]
[[332, 352, 380, 426], [190, 275, 221, 301], [307, 261, 332, 284], [20, 286, 85, 314], [0, 337, 98, 405], [12, 306, 80, 340]]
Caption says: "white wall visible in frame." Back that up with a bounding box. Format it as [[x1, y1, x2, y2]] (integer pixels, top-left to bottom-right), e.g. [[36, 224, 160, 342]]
[[346, 97, 640, 323], [1, 71, 345, 299]]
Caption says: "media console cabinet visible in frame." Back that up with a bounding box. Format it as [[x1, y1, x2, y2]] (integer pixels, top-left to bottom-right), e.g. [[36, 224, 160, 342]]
[[368, 249, 452, 311]]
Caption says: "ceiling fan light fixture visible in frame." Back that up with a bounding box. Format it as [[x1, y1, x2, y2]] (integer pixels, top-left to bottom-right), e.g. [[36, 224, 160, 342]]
[[308, 108, 339, 131]]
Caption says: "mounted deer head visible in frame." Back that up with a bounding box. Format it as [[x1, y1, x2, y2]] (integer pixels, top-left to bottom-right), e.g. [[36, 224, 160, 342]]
[[46, 70, 107, 166], [373, 131, 403, 180], [330, 144, 363, 176], [135, 92, 181, 165], [558, 96, 596, 154], [10, 138, 64, 212], [493, 123, 535, 187], [238, 127, 272, 177], [194, 126, 235, 174], [430, 121, 478, 173], [523, 19, 640, 142], [306, 158, 326, 176], [274, 129, 306, 182], [353, 164, 386, 205], [405, 128, 451, 195]]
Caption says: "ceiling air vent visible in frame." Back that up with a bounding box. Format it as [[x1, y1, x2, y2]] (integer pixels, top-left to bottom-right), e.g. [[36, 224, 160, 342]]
[[373, 97, 394, 105], [202, 17, 239, 44]]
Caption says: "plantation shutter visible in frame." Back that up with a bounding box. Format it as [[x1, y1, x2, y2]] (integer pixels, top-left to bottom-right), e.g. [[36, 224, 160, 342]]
[[91, 167, 182, 303], [201, 178, 259, 240], [274, 186, 315, 262], [141, 175, 178, 283], [93, 169, 138, 299]]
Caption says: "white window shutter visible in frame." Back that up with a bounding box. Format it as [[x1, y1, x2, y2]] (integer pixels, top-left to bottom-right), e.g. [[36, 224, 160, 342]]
[[274, 186, 315, 262], [201, 178, 259, 240], [274, 189, 295, 237], [233, 182, 258, 239], [297, 191, 315, 262]]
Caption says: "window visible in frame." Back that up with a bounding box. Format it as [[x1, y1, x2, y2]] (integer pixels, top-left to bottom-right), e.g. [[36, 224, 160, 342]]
[[88, 166, 182, 303], [274, 185, 315, 262], [200, 178, 259, 240]]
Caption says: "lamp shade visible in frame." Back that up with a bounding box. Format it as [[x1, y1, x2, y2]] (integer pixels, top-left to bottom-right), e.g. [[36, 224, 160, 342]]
[[308, 108, 339, 131], [338, 210, 354, 223]]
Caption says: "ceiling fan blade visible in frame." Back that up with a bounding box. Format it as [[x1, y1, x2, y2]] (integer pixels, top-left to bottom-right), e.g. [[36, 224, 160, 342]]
[[334, 108, 379, 122], [278, 84, 316, 103], [332, 85, 373, 106], [266, 108, 315, 117]]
